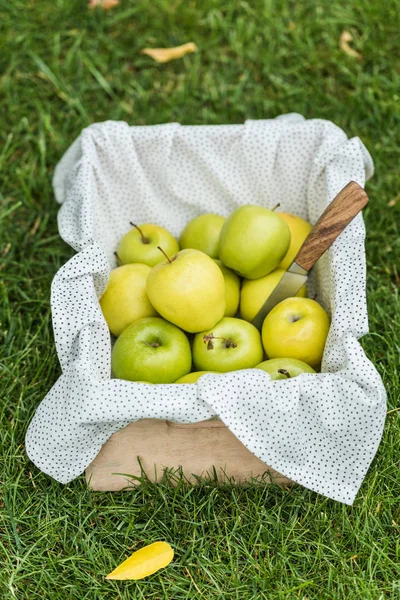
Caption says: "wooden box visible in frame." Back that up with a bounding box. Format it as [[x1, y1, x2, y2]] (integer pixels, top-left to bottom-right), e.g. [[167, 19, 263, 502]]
[[86, 418, 292, 491]]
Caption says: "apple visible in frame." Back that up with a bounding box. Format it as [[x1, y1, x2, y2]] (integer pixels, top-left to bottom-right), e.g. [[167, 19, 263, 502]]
[[179, 213, 225, 258], [111, 317, 192, 383], [100, 264, 157, 336], [255, 358, 315, 380], [262, 298, 330, 369], [277, 212, 312, 270], [240, 269, 306, 323], [146, 248, 225, 333], [214, 259, 241, 317], [218, 204, 291, 279], [192, 317, 263, 373], [175, 371, 220, 383], [117, 223, 179, 267]]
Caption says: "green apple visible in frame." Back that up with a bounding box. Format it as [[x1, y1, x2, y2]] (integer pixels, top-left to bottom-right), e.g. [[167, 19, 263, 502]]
[[112, 317, 192, 383], [240, 269, 306, 323], [277, 212, 312, 270], [146, 248, 225, 333], [179, 213, 225, 258], [175, 371, 220, 383], [192, 317, 263, 373], [255, 358, 315, 380], [262, 298, 330, 369], [214, 259, 241, 317], [218, 204, 291, 279], [117, 223, 179, 267], [100, 264, 157, 336]]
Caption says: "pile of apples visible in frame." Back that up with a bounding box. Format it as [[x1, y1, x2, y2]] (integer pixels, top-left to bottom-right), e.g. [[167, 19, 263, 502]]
[[100, 205, 330, 384]]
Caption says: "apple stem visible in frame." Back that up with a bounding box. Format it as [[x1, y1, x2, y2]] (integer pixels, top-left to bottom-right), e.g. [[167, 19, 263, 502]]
[[130, 222, 150, 244], [313, 293, 318, 301], [157, 246, 173, 263], [271, 203, 280, 212], [278, 368, 291, 378], [114, 251, 121, 264], [203, 333, 237, 350]]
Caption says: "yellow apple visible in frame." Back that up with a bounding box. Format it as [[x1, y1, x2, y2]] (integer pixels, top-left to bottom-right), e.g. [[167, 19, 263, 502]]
[[255, 358, 315, 379], [118, 223, 179, 267], [214, 259, 241, 317], [262, 297, 330, 369], [218, 204, 291, 279], [179, 213, 225, 258], [175, 371, 220, 383], [240, 269, 306, 323], [277, 212, 312, 270], [146, 249, 225, 333], [100, 264, 157, 336], [192, 317, 264, 372]]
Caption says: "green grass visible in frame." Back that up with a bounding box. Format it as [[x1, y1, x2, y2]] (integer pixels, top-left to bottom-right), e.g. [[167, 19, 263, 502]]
[[1, 0, 399, 597]]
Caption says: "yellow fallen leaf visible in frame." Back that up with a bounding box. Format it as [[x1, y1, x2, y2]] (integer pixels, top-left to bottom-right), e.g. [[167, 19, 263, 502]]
[[88, 0, 119, 9], [141, 42, 197, 64], [339, 31, 362, 59], [106, 541, 174, 580]]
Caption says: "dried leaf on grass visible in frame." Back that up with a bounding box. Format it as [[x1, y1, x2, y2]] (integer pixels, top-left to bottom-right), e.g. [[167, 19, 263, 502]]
[[339, 31, 362, 59], [106, 541, 174, 580], [141, 42, 197, 63], [30, 216, 41, 236], [88, 0, 119, 10], [2, 243, 11, 257]]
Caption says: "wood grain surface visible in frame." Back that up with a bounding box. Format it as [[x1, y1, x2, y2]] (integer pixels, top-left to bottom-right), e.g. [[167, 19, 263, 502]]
[[86, 419, 292, 491], [295, 181, 368, 272]]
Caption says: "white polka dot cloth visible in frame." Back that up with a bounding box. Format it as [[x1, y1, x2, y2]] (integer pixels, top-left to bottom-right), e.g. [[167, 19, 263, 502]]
[[25, 114, 386, 504]]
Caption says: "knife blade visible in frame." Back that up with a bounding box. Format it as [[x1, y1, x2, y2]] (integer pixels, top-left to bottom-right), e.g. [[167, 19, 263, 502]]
[[251, 181, 369, 330]]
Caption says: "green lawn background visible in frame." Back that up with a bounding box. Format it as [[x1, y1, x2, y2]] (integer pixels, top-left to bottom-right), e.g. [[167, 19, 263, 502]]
[[1, 1, 399, 598]]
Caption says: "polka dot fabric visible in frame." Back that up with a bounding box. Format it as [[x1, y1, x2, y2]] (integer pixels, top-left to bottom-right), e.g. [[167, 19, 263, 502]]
[[25, 114, 386, 504]]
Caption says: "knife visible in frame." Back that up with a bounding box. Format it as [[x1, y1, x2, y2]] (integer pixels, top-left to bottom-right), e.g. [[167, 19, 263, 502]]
[[251, 181, 369, 330]]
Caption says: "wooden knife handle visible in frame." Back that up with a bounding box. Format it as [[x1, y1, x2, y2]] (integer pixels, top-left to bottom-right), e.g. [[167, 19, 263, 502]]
[[295, 181, 368, 272]]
